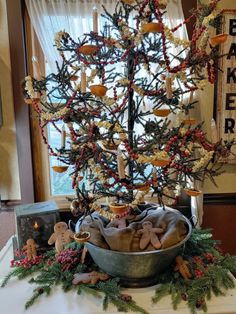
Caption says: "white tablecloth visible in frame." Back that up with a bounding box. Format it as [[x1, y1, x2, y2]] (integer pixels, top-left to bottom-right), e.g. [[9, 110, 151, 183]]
[[0, 237, 236, 314]]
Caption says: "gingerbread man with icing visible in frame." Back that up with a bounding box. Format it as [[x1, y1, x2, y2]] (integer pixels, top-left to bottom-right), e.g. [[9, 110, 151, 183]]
[[137, 221, 165, 250], [48, 222, 74, 253], [23, 238, 38, 260]]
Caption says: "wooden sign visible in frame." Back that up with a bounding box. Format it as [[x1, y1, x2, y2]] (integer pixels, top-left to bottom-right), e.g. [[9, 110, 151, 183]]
[[215, 10, 236, 163]]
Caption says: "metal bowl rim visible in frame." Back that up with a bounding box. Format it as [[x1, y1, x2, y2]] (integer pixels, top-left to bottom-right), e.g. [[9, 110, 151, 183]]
[[86, 210, 192, 256]]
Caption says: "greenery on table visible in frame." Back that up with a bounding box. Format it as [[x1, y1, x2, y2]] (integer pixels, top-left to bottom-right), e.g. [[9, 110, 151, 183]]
[[153, 229, 236, 314], [1, 229, 236, 314]]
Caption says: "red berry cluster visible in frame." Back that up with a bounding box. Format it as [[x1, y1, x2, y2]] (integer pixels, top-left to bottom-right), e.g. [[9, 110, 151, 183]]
[[39, 119, 56, 156], [144, 89, 163, 96], [192, 252, 217, 279], [192, 256, 204, 265], [138, 0, 149, 16], [191, 26, 207, 49], [207, 60, 217, 84], [47, 260, 55, 267], [193, 128, 214, 151], [56, 248, 80, 271], [192, 255, 205, 279], [101, 160, 134, 190], [113, 87, 117, 102], [171, 14, 195, 33], [113, 93, 129, 113], [13, 249, 25, 259], [10, 255, 44, 269], [203, 252, 215, 263], [171, 163, 192, 173], [164, 135, 178, 153], [124, 141, 139, 160], [194, 269, 203, 278], [116, 208, 130, 219]]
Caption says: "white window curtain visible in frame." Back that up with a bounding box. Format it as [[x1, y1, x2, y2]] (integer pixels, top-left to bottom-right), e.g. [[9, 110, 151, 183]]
[[25, 0, 203, 225], [25, 0, 188, 72], [25, 0, 117, 72], [165, 0, 188, 43]]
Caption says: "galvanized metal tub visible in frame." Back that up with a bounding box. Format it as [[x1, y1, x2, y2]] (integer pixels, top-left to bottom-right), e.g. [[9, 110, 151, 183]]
[[85, 211, 192, 287]]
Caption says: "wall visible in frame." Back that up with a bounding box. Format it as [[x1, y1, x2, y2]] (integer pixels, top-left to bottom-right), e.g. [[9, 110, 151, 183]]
[[199, 0, 236, 193], [0, 0, 20, 200], [202, 203, 236, 254]]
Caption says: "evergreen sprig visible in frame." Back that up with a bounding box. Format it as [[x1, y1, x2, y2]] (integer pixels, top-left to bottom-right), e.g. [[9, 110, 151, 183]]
[[1, 263, 44, 288], [1, 268, 23, 288], [98, 279, 149, 314], [25, 285, 51, 309]]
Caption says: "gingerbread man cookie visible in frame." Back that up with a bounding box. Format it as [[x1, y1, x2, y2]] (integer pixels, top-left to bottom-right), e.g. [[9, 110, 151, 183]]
[[137, 221, 165, 250], [23, 238, 38, 260], [174, 255, 192, 280], [72, 271, 109, 285], [48, 222, 74, 253]]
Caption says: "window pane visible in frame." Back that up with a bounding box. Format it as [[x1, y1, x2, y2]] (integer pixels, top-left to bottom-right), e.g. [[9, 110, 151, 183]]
[[47, 121, 74, 196]]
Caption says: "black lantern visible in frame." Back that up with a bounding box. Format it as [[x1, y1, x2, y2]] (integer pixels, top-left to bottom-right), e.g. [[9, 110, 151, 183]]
[[13, 200, 59, 256]]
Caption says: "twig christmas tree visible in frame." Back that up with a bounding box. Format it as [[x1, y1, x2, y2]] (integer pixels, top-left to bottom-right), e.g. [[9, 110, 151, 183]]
[[24, 0, 233, 218]]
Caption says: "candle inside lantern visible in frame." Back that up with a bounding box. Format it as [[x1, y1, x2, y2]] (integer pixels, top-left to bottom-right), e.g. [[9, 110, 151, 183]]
[[80, 67, 87, 93], [117, 149, 126, 179], [93, 7, 98, 33], [33, 220, 39, 230], [61, 125, 66, 148]]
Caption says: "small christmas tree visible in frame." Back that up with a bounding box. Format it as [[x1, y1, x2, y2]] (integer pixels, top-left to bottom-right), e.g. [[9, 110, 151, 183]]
[[24, 0, 231, 236]]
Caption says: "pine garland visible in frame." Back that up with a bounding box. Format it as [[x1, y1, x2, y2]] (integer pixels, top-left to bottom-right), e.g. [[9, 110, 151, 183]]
[[0, 244, 147, 313], [97, 279, 149, 314], [152, 229, 236, 314], [1, 229, 236, 314]]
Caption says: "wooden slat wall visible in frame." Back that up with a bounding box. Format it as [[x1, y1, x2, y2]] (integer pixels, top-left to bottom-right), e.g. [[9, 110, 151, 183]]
[[202, 195, 236, 255]]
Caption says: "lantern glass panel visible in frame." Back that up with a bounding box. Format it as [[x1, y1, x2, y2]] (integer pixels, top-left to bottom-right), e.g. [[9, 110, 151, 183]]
[[14, 201, 60, 253]]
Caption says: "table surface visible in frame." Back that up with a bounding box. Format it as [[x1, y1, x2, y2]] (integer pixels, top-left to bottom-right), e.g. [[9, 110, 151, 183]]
[[0, 237, 236, 314]]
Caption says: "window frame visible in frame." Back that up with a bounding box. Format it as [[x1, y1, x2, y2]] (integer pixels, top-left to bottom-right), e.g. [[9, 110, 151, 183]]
[[24, 9, 74, 209], [6, 0, 34, 204]]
